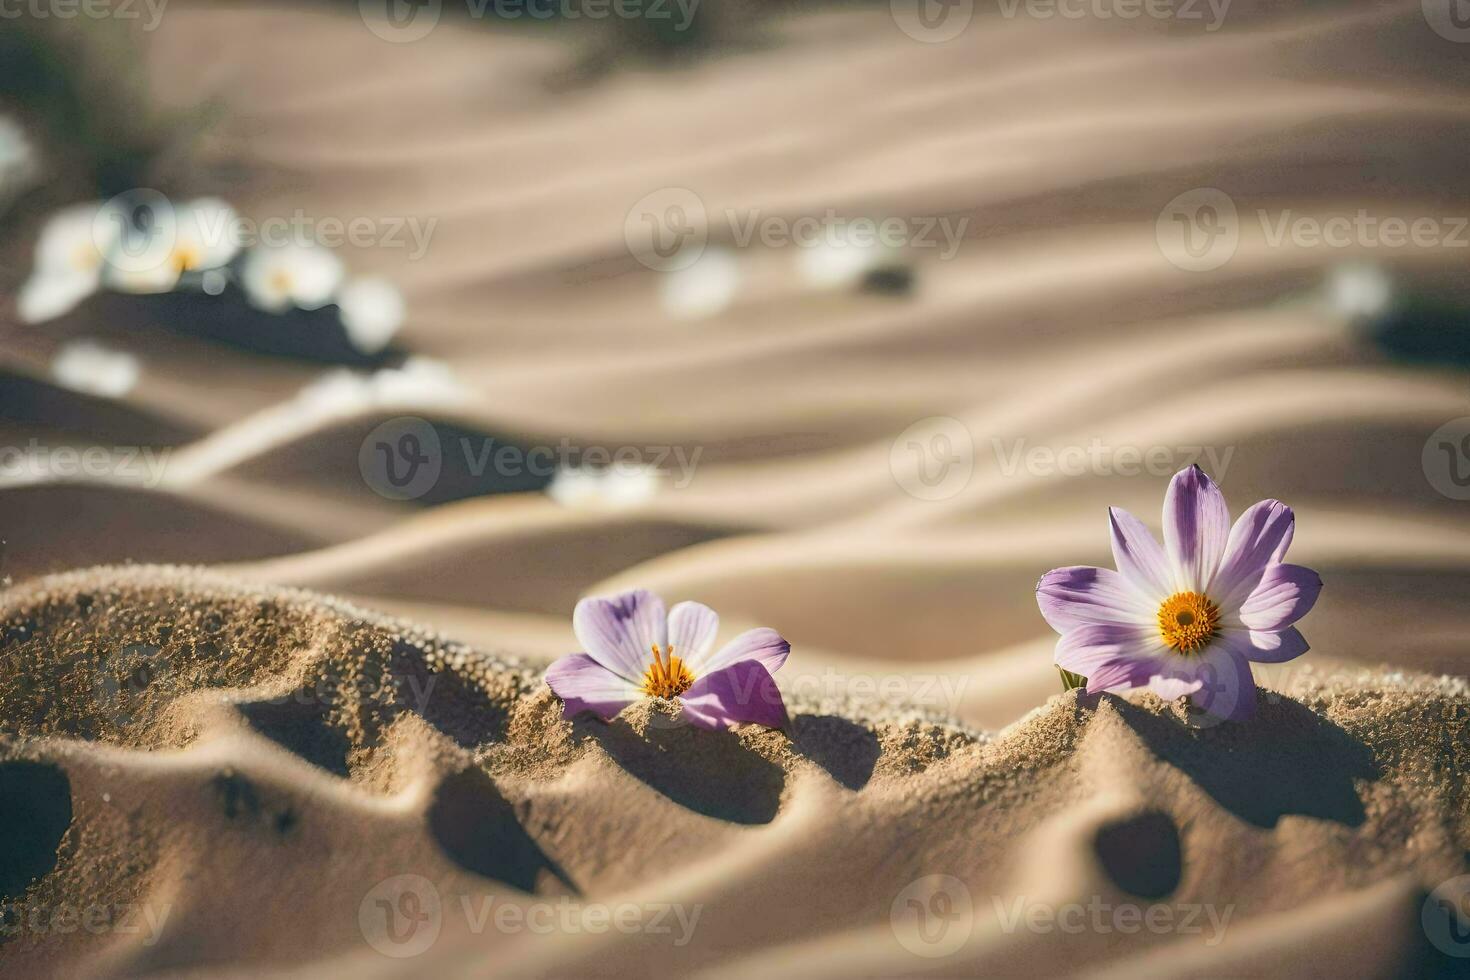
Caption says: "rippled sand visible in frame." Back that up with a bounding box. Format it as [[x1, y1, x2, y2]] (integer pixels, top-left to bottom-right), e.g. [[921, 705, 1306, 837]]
[[2, 1, 1470, 975]]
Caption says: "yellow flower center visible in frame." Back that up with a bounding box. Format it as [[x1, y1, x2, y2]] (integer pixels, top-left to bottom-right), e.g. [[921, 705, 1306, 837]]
[[642, 643, 693, 698], [173, 245, 202, 272], [72, 243, 100, 272], [270, 270, 293, 294], [1157, 591, 1220, 655]]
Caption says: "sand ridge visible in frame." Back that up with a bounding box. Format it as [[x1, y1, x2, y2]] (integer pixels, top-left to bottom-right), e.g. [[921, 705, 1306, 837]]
[[0, 566, 1466, 976]]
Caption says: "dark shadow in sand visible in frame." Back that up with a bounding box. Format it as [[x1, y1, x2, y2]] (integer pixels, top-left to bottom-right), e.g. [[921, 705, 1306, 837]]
[[387, 641, 512, 749], [586, 717, 785, 826], [208, 770, 299, 838], [792, 715, 879, 791], [1094, 810, 1181, 900], [429, 768, 575, 894], [1111, 695, 1378, 829], [89, 289, 400, 367], [238, 690, 354, 778], [1367, 295, 1470, 369], [0, 761, 72, 903]]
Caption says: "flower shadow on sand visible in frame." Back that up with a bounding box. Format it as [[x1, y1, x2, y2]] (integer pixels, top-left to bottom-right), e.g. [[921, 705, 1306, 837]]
[[790, 715, 880, 792], [1109, 694, 1379, 829], [579, 712, 786, 826], [578, 710, 881, 824], [429, 767, 577, 895]]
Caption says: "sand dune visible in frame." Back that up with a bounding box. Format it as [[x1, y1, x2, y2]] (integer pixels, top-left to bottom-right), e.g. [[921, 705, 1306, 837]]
[[1, 568, 1466, 977], [4, 0, 1470, 975]]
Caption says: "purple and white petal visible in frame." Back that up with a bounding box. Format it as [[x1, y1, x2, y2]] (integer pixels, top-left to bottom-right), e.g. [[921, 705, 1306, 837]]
[[1238, 563, 1321, 631], [1181, 643, 1257, 721], [571, 589, 667, 682], [678, 660, 789, 731], [691, 627, 790, 676], [667, 600, 720, 663], [1056, 623, 1167, 678], [1162, 465, 1231, 594], [545, 653, 642, 721], [1108, 507, 1177, 600], [1218, 626, 1309, 664], [1037, 566, 1153, 634], [1085, 657, 1178, 697], [1212, 500, 1295, 610]]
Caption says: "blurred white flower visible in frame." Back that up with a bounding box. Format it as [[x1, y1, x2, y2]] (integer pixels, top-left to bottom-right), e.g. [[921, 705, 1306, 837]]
[[1326, 262, 1393, 321], [16, 202, 123, 323], [369, 357, 468, 405], [797, 222, 902, 289], [104, 197, 241, 295], [660, 247, 739, 320], [241, 242, 345, 313], [293, 358, 468, 417], [0, 116, 37, 213], [51, 340, 140, 399], [19, 274, 99, 325], [548, 464, 660, 509], [337, 276, 405, 353]]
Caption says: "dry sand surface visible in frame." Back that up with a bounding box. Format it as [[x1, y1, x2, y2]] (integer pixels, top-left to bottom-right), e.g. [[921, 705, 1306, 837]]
[[3, 0, 1470, 976]]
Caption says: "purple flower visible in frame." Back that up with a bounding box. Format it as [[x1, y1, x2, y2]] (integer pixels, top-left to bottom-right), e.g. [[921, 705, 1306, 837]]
[[1037, 466, 1321, 722], [545, 589, 791, 731]]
